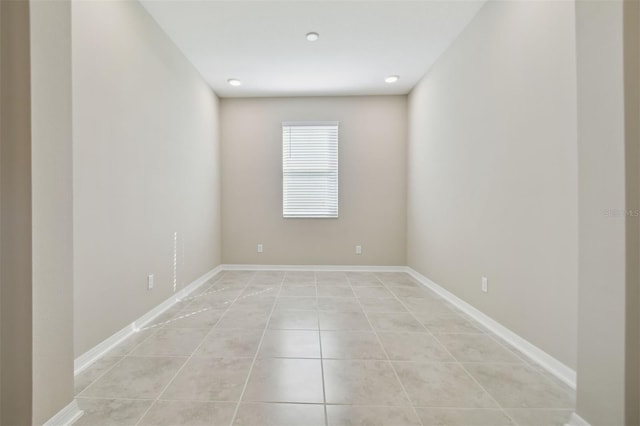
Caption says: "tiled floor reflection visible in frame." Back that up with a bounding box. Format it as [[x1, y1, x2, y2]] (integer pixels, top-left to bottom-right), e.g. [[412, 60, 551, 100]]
[[74, 270, 575, 426]]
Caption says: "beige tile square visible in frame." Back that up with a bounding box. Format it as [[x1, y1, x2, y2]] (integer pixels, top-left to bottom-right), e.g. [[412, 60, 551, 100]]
[[75, 356, 123, 395], [275, 296, 318, 310], [279, 285, 317, 297], [319, 311, 371, 331], [232, 295, 277, 310], [505, 408, 573, 425], [234, 403, 325, 426], [397, 296, 450, 313], [161, 357, 253, 401], [184, 293, 236, 311], [139, 401, 236, 426], [283, 271, 315, 285], [323, 360, 410, 406], [464, 364, 575, 409], [393, 362, 497, 408], [131, 328, 209, 357], [415, 310, 484, 333], [388, 285, 436, 298], [321, 331, 386, 360], [215, 308, 271, 329], [326, 405, 421, 426], [243, 358, 324, 403], [317, 286, 355, 297], [80, 356, 186, 399], [367, 312, 425, 332], [259, 330, 321, 358], [195, 328, 263, 358], [435, 334, 523, 363], [75, 398, 152, 426], [359, 297, 407, 313], [163, 308, 225, 329], [317, 297, 362, 312], [104, 329, 157, 357], [415, 408, 515, 425], [268, 310, 319, 330], [353, 286, 394, 298], [378, 332, 454, 362]]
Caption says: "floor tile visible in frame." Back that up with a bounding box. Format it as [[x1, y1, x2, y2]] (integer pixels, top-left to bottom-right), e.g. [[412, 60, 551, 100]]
[[505, 408, 573, 425], [397, 296, 451, 313], [259, 330, 321, 358], [130, 328, 209, 357], [234, 403, 325, 426], [80, 356, 186, 399], [161, 357, 253, 401], [268, 310, 319, 330], [279, 285, 317, 297], [415, 310, 484, 333], [283, 271, 315, 285], [275, 296, 318, 310], [163, 308, 225, 329], [232, 295, 277, 310], [184, 293, 236, 311], [326, 405, 421, 426], [321, 331, 387, 359], [317, 297, 362, 312], [215, 308, 271, 329], [393, 361, 497, 408], [243, 358, 324, 403], [367, 312, 425, 332], [319, 311, 371, 331], [75, 398, 152, 426], [317, 286, 355, 297], [414, 407, 515, 425], [353, 286, 394, 298], [464, 363, 574, 408], [359, 297, 407, 313], [378, 332, 454, 362], [139, 400, 236, 426], [323, 359, 410, 405], [435, 333, 523, 363], [195, 328, 263, 358], [75, 356, 123, 395], [104, 329, 156, 356]]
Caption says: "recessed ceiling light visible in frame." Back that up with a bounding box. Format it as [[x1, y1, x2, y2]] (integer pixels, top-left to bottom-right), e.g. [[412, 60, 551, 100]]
[[227, 78, 242, 86], [306, 32, 319, 42], [385, 75, 399, 84]]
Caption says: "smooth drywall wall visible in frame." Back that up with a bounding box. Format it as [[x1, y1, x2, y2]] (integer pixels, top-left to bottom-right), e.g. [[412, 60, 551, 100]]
[[221, 96, 407, 265], [31, 0, 74, 422], [407, 1, 578, 368], [0, 0, 33, 423], [73, 0, 221, 356], [574, 0, 631, 424]]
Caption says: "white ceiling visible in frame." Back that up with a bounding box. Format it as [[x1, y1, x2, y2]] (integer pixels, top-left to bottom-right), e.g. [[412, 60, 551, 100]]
[[139, 0, 485, 98]]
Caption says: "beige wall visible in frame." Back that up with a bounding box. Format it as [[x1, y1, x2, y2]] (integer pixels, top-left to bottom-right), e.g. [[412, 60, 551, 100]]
[[30, 0, 74, 422], [73, 0, 222, 356], [407, 0, 578, 368], [573, 0, 640, 424], [0, 0, 33, 423], [624, 1, 640, 423], [220, 96, 407, 266]]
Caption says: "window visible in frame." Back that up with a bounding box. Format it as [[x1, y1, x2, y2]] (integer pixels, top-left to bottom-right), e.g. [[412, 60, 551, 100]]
[[282, 121, 338, 218]]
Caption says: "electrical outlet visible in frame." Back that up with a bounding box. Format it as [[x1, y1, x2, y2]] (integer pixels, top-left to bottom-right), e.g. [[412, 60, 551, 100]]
[[481, 276, 488, 293], [355, 245, 362, 255], [147, 274, 154, 290], [257, 244, 263, 253]]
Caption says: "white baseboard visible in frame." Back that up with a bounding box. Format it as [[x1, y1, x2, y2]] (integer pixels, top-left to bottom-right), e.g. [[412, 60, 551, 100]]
[[74, 265, 223, 375], [43, 400, 83, 426], [566, 412, 591, 426], [220, 264, 406, 272], [405, 267, 577, 390]]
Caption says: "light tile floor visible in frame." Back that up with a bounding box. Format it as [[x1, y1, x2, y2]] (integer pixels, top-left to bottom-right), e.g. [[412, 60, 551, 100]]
[[74, 271, 575, 426]]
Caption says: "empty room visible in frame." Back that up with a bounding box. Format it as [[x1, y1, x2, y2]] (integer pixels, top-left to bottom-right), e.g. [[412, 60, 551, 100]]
[[0, 0, 638, 425]]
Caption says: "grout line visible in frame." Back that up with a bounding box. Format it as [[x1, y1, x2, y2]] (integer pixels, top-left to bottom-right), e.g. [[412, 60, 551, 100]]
[[315, 272, 329, 426], [347, 273, 425, 426], [228, 271, 287, 426], [379, 274, 519, 426], [132, 270, 256, 426]]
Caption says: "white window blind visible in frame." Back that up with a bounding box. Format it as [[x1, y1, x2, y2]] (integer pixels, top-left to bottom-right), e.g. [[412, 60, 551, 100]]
[[282, 121, 339, 218]]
